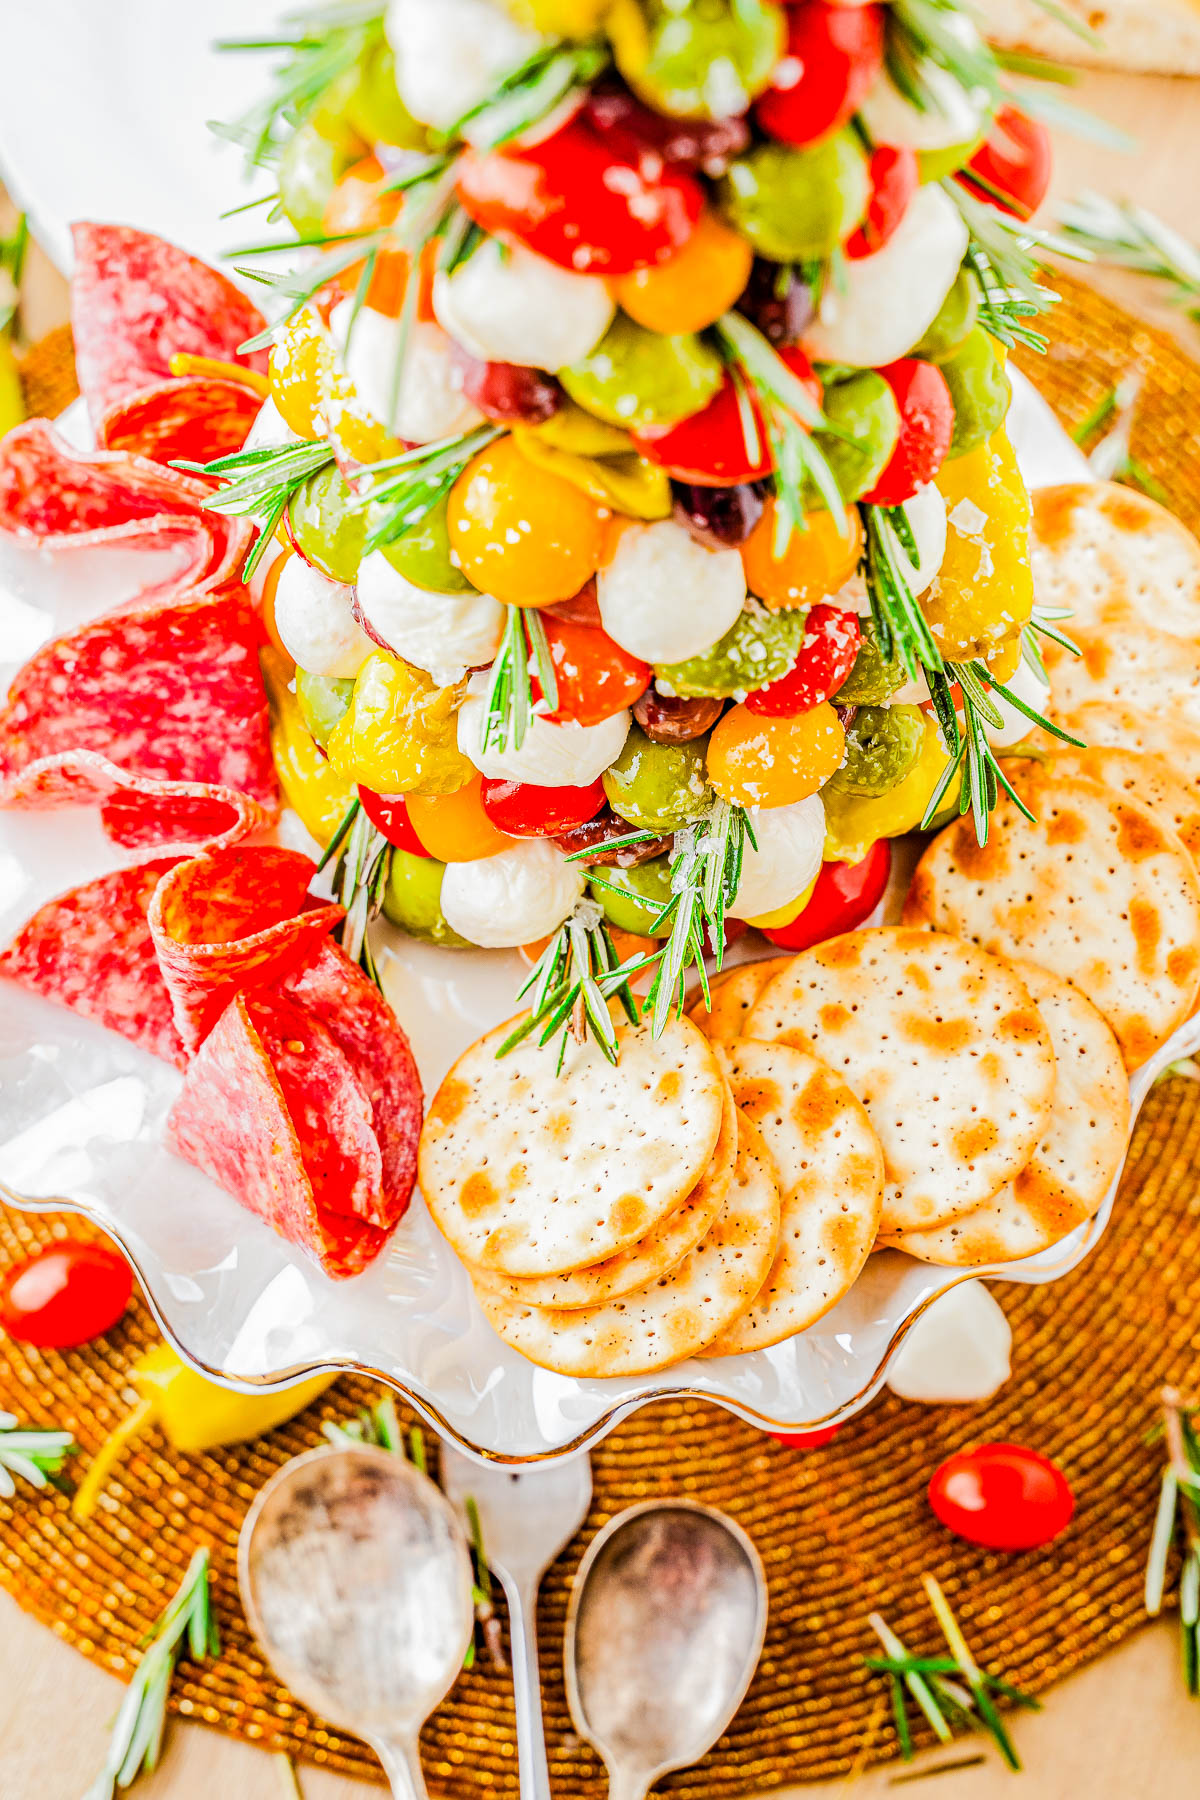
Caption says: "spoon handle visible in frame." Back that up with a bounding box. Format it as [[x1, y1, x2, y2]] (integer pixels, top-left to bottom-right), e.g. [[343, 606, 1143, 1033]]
[[505, 1575, 553, 1800], [374, 1733, 429, 1800]]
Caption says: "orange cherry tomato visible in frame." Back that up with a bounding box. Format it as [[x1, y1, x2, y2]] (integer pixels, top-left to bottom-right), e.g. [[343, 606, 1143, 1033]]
[[613, 209, 754, 336], [405, 773, 512, 862], [322, 155, 437, 319], [259, 549, 293, 655], [447, 438, 608, 606], [707, 701, 845, 807], [741, 498, 863, 610], [538, 613, 651, 725]]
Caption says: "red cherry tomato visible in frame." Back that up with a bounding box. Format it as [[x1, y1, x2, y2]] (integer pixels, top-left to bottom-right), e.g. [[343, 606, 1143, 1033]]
[[357, 785, 430, 856], [861, 358, 955, 507], [761, 839, 891, 951], [745, 604, 861, 716], [845, 145, 920, 259], [769, 1424, 841, 1448], [456, 115, 703, 275], [755, 1, 884, 148], [536, 613, 652, 725], [929, 1442, 1075, 1551], [0, 1240, 133, 1349], [481, 776, 607, 836], [634, 348, 821, 486], [959, 105, 1052, 221]]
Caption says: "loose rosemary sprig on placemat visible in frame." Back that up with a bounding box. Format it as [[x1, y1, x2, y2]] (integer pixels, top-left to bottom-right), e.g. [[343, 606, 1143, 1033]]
[[1145, 1389, 1200, 1694], [0, 1410, 74, 1497], [174, 438, 336, 578], [498, 900, 651, 1068], [83, 1546, 220, 1800], [317, 795, 392, 986], [865, 1575, 1040, 1769], [1070, 375, 1171, 504], [1059, 194, 1200, 324]]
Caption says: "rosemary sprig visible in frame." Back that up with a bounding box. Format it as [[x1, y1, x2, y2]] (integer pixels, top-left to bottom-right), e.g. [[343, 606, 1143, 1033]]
[[464, 1495, 506, 1671], [1070, 374, 1170, 504], [354, 423, 502, 553], [323, 1391, 406, 1455], [1020, 604, 1079, 685], [885, 0, 1002, 117], [1059, 194, 1200, 323], [865, 1575, 1040, 1769], [83, 1547, 220, 1800], [861, 502, 943, 681], [1145, 1389, 1200, 1696], [444, 40, 609, 152], [478, 604, 559, 759], [0, 211, 29, 335], [945, 179, 1091, 324], [317, 794, 392, 987], [215, 1, 385, 170], [497, 901, 650, 1069], [632, 800, 754, 1036], [0, 1410, 74, 1497], [966, 243, 1057, 353], [173, 438, 336, 578]]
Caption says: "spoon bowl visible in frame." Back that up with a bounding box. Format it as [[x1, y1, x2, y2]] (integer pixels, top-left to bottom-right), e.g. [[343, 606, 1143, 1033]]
[[239, 1444, 475, 1799], [565, 1500, 767, 1800]]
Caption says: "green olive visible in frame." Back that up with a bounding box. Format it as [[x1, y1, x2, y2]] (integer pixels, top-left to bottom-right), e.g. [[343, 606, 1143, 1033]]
[[810, 372, 901, 503], [307, 67, 370, 153], [717, 135, 870, 263], [375, 491, 474, 593], [825, 704, 927, 798], [295, 671, 355, 749], [289, 466, 367, 584], [602, 724, 712, 832], [278, 121, 354, 236], [344, 42, 430, 148], [834, 619, 908, 705], [912, 269, 980, 364], [381, 851, 470, 946], [561, 314, 724, 431], [940, 327, 1012, 457], [589, 856, 675, 937], [612, 0, 784, 122], [655, 606, 806, 699]]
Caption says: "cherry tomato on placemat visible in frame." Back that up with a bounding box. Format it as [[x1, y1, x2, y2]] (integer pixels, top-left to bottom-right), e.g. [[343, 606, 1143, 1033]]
[[0, 1240, 133, 1349], [755, 2, 884, 148], [761, 839, 891, 951], [929, 1442, 1075, 1551], [482, 776, 607, 837], [846, 145, 919, 259], [357, 785, 430, 856], [770, 1424, 841, 1449], [745, 604, 861, 715], [959, 105, 1052, 221], [861, 358, 955, 506]]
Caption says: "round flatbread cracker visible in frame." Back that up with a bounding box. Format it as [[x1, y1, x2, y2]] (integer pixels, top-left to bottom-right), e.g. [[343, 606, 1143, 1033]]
[[475, 1114, 781, 1375], [903, 767, 1200, 1071], [745, 927, 1056, 1234], [419, 1014, 725, 1277], [701, 1039, 883, 1353], [469, 1078, 738, 1310], [1049, 746, 1200, 870], [1031, 482, 1200, 639], [1030, 703, 1200, 809], [883, 961, 1130, 1266], [1043, 619, 1200, 730], [687, 959, 784, 1043]]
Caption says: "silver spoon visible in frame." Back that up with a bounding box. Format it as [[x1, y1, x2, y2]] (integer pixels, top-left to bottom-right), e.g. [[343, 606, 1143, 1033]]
[[565, 1499, 768, 1800], [440, 1444, 593, 1800], [238, 1443, 475, 1800]]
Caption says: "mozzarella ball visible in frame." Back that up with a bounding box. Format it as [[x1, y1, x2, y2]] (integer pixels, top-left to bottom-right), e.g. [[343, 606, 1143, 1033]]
[[329, 302, 484, 443], [983, 652, 1051, 749], [441, 837, 585, 947], [896, 482, 948, 600], [858, 59, 986, 153], [802, 185, 969, 368], [597, 520, 746, 664], [457, 673, 631, 785], [433, 238, 614, 373], [885, 1282, 1012, 1404], [274, 557, 372, 678], [386, 0, 545, 131], [356, 551, 504, 685], [731, 794, 826, 919], [242, 394, 298, 454]]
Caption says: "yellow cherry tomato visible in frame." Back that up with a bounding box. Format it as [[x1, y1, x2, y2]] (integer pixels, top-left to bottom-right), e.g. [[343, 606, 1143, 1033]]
[[822, 716, 952, 863], [269, 307, 329, 439], [327, 651, 474, 796], [406, 774, 512, 861], [922, 429, 1033, 660], [447, 437, 608, 605], [614, 210, 755, 336], [741, 499, 863, 612], [261, 644, 355, 845], [708, 701, 845, 808], [743, 874, 819, 931]]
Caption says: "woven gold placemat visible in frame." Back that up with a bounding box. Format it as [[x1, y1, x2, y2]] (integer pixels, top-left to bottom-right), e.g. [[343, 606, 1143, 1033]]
[[3, 278, 1200, 1793]]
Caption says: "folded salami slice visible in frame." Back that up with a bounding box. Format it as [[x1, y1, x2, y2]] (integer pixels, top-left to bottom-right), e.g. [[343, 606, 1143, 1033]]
[[149, 846, 343, 1052], [167, 988, 389, 1279], [71, 224, 269, 427], [0, 750, 267, 852], [98, 375, 266, 469], [0, 859, 186, 1066]]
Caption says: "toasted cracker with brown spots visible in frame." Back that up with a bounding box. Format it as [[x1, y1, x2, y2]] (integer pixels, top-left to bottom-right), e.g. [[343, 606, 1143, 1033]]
[[468, 1077, 738, 1310], [1049, 746, 1200, 870], [687, 959, 786, 1044], [1042, 618, 1200, 729], [474, 1113, 781, 1375], [700, 1039, 883, 1352], [882, 961, 1130, 1265], [1024, 702, 1200, 807], [418, 1013, 725, 1277], [1032, 482, 1200, 639], [745, 927, 1056, 1234], [902, 767, 1200, 1071]]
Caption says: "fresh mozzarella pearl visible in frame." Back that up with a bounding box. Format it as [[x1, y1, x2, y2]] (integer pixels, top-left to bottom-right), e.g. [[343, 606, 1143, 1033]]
[[329, 302, 484, 443], [802, 185, 969, 368], [731, 795, 826, 919], [274, 557, 372, 678], [457, 673, 631, 785], [597, 520, 746, 664], [356, 551, 504, 685], [984, 654, 1052, 748], [858, 61, 986, 153], [386, 0, 545, 132], [242, 394, 298, 454], [885, 1282, 1012, 1404], [433, 238, 614, 373], [441, 838, 585, 947]]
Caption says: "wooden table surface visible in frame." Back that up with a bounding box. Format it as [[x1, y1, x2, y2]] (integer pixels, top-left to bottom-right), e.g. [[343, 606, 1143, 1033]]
[[3, 62, 1200, 1800]]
